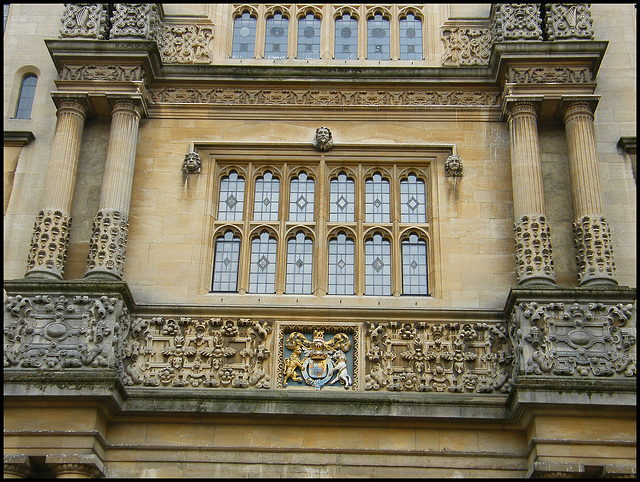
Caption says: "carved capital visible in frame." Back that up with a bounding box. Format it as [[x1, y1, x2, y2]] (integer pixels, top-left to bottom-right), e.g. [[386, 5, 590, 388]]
[[49, 463, 102, 478], [573, 215, 617, 286], [561, 98, 599, 122], [24, 210, 72, 280], [106, 96, 145, 119], [514, 215, 555, 285], [4, 455, 33, 478], [504, 98, 541, 122], [85, 209, 129, 280], [50, 93, 92, 119]]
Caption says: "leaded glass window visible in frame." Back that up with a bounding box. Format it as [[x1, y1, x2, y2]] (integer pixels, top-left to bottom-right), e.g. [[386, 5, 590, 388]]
[[367, 14, 390, 60], [289, 172, 314, 222], [265, 12, 288, 59], [328, 233, 354, 295], [212, 231, 241, 292], [249, 231, 277, 293], [218, 171, 245, 221], [14, 74, 37, 119], [402, 234, 428, 295], [399, 14, 422, 60], [232, 12, 256, 59], [297, 13, 320, 59], [365, 234, 391, 295], [335, 13, 358, 60], [286, 232, 313, 294], [330, 173, 355, 222], [400, 174, 426, 223], [365, 173, 390, 223], [254, 172, 280, 221]]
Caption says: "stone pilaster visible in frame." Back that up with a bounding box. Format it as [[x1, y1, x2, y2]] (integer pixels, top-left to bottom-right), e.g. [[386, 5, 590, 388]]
[[25, 95, 90, 280], [505, 99, 556, 285], [562, 98, 617, 287], [85, 98, 142, 280]]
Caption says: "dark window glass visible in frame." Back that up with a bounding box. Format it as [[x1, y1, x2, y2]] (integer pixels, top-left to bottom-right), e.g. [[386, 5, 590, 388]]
[[400, 14, 422, 60], [402, 234, 428, 295], [297, 13, 320, 59], [212, 231, 241, 292], [232, 12, 256, 59], [367, 14, 389, 60], [335, 13, 358, 60], [14, 74, 37, 119], [265, 12, 288, 59]]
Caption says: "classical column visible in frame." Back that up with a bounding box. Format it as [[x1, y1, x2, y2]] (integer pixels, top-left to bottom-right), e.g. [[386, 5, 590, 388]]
[[505, 98, 556, 285], [84, 97, 143, 279], [24, 94, 90, 280], [561, 98, 617, 286]]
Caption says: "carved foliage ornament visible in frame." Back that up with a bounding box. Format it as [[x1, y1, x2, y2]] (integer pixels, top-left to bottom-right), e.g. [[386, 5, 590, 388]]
[[156, 23, 214, 64], [507, 67, 592, 84], [545, 4, 594, 41], [110, 3, 159, 40], [510, 301, 636, 378], [26, 210, 72, 276], [60, 64, 144, 82], [441, 26, 492, 67], [60, 3, 111, 39], [492, 4, 543, 42]]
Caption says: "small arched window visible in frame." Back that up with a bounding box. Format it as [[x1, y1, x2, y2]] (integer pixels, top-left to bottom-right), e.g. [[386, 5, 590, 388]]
[[15, 74, 37, 119], [232, 11, 257, 58]]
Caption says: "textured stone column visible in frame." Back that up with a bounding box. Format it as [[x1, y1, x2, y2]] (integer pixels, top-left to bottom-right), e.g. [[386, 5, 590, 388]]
[[84, 98, 142, 279], [562, 98, 617, 286], [505, 99, 556, 285], [24, 95, 89, 280]]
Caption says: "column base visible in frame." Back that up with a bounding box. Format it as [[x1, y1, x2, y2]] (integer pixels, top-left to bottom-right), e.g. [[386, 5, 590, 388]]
[[83, 269, 122, 281], [23, 269, 63, 281]]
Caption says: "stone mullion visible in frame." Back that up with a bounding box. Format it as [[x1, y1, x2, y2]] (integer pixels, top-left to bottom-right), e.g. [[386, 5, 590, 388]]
[[355, 164, 365, 296], [316, 156, 328, 296], [391, 165, 402, 297], [238, 163, 254, 294], [562, 100, 617, 286], [84, 99, 142, 280], [25, 96, 88, 280], [506, 99, 556, 285], [276, 164, 289, 295]]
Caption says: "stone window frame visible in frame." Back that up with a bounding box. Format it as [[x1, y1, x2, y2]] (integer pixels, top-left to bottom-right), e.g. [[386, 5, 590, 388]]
[[201, 143, 444, 299]]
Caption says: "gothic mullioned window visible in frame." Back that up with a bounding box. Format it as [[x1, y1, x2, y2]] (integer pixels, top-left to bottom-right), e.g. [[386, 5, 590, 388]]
[[297, 12, 321, 59], [289, 172, 315, 222], [231, 11, 256, 59], [286, 231, 313, 294], [365, 233, 392, 295], [367, 13, 390, 60], [365, 173, 390, 223], [265, 12, 288, 59], [334, 13, 358, 60], [218, 171, 245, 221], [402, 234, 429, 295], [249, 231, 277, 293], [328, 232, 355, 295], [400, 173, 426, 223], [330, 172, 355, 222], [399, 13, 423, 60], [254, 171, 279, 221], [212, 230, 241, 292]]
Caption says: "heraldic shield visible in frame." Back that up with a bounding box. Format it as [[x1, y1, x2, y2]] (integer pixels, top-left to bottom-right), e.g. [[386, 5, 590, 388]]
[[283, 330, 352, 390]]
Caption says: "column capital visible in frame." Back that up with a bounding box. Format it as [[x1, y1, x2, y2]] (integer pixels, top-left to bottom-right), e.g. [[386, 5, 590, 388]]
[[502, 95, 543, 122], [105, 94, 147, 119], [50, 92, 94, 118], [4, 455, 33, 478], [45, 454, 105, 479], [559, 95, 600, 121]]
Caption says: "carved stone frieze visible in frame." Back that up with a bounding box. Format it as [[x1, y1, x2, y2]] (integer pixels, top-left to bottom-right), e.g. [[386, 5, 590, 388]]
[[4, 293, 130, 373], [60, 3, 111, 40], [491, 4, 543, 42], [441, 26, 492, 67], [509, 301, 636, 378], [514, 215, 555, 284], [573, 215, 616, 285], [110, 3, 160, 40], [85, 209, 129, 278], [507, 67, 592, 84], [25, 210, 72, 278], [364, 321, 513, 393], [60, 64, 144, 82], [121, 317, 273, 388], [150, 87, 501, 107], [545, 4, 594, 41], [156, 23, 214, 64]]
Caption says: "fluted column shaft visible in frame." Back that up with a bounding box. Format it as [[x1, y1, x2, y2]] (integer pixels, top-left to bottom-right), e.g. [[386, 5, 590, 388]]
[[506, 100, 556, 285], [84, 99, 142, 279], [563, 101, 617, 286], [24, 98, 88, 279]]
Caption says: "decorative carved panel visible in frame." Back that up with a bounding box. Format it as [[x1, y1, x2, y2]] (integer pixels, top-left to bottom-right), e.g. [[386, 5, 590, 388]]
[[545, 4, 594, 41], [507, 67, 592, 84], [59, 3, 111, 40], [110, 3, 160, 40], [60, 64, 145, 82], [441, 26, 492, 67], [25, 210, 72, 277], [491, 4, 543, 42], [514, 215, 555, 283], [156, 23, 214, 64], [574, 215, 616, 285], [85, 209, 129, 278]]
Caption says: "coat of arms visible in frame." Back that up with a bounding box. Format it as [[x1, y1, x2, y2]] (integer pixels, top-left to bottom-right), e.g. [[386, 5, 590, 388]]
[[283, 330, 352, 390]]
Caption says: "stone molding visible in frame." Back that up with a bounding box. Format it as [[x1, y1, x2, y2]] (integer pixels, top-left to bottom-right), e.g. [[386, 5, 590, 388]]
[[60, 64, 145, 82], [506, 66, 592, 84]]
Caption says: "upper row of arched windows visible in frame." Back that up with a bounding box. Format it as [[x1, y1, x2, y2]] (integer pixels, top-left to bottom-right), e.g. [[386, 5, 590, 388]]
[[232, 8, 423, 60]]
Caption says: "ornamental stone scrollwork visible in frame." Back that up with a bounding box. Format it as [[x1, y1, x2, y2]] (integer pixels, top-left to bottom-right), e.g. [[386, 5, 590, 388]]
[[60, 64, 144, 82], [491, 4, 543, 42], [59, 3, 111, 39], [121, 317, 273, 388], [156, 23, 214, 64], [506, 67, 592, 84], [312, 127, 334, 152], [441, 25, 492, 67], [514, 215, 555, 284], [509, 301, 636, 378], [85, 209, 129, 278], [4, 293, 129, 373], [110, 3, 160, 40], [25, 210, 72, 277], [545, 4, 594, 41], [182, 151, 202, 173], [573, 215, 617, 285], [364, 321, 513, 393]]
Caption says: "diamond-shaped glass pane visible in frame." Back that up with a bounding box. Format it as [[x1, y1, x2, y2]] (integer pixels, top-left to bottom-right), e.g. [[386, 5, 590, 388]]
[[337, 259, 346, 270], [225, 195, 238, 209], [336, 195, 349, 211], [257, 255, 270, 271], [373, 198, 382, 208], [407, 196, 419, 211], [296, 195, 308, 211], [410, 260, 418, 270], [371, 257, 384, 272]]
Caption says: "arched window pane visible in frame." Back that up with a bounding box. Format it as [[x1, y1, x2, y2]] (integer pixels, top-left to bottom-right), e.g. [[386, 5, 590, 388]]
[[254, 172, 280, 221], [330, 173, 355, 222], [286, 232, 313, 294], [328, 233, 354, 295], [402, 234, 428, 295], [400, 14, 422, 60], [335, 13, 358, 60], [365, 173, 390, 223], [367, 14, 389, 60], [298, 13, 320, 59], [265, 12, 288, 59], [289, 172, 314, 222], [400, 174, 426, 223], [249, 231, 277, 293], [232, 12, 256, 59], [15, 74, 37, 119], [218, 172, 245, 221], [212, 231, 241, 292], [365, 234, 391, 295]]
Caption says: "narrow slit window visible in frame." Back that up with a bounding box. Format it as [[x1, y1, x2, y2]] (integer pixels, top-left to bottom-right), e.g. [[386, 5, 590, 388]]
[[249, 231, 277, 293], [286, 232, 313, 294], [402, 234, 428, 295], [265, 12, 288, 59], [14, 74, 37, 119], [212, 231, 241, 292], [232, 12, 257, 59], [297, 13, 320, 59]]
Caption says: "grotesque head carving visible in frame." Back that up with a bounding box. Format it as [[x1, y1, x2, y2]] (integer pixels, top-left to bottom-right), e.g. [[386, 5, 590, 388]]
[[182, 151, 202, 174], [444, 155, 463, 177], [313, 126, 333, 151]]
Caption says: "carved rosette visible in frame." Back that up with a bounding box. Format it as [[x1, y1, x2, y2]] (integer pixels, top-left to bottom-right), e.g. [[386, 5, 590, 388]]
[[25, 210, 72, 279], [509, 301, 636, 378], [491, 4, 543, 42], [573, 215, 617, 285], [4, 293, 129, 373], [59, 3, 111, 39], [441, 26, 492, 67], [85, 209, 129, 279], [121, 317, 273, 389], [364, 321, 513, 393], [545, 4, 594, 41], [514, 215, 555, 284], [110, 3, 159, 40]]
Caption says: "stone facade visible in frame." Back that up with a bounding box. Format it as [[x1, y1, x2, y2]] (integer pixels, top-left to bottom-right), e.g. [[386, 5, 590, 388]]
[[3, 4, 636, 478]]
